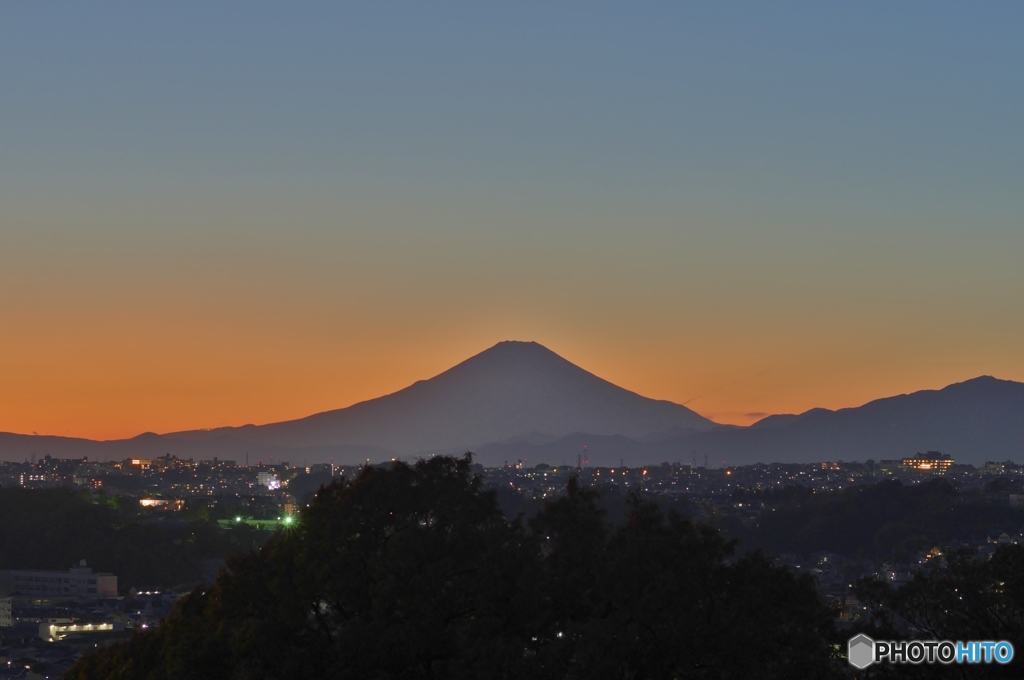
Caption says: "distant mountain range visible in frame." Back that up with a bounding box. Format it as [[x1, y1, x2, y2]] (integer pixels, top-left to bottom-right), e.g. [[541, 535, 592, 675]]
[[473, 375, 1024, 467], [1, 341, 1022, 467]]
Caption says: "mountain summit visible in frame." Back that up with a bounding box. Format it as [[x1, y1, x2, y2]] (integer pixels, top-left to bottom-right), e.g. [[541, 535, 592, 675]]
[[171, 341, 714, 457]]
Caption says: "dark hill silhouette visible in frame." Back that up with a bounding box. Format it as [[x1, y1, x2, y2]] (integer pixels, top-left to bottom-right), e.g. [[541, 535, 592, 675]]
[[642, 376, 1024, 467], [471, 377, 1024, 467]]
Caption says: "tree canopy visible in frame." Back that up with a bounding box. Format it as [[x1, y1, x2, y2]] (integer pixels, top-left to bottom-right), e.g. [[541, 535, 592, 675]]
[[0, 488, 263, 592], [68, 455, 842, 679], [738, 479, 1024, 561], [854, 545, 1024, 679]]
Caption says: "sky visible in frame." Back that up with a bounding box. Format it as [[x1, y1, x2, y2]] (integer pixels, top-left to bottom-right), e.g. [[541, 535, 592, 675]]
[[2, 2, 1023, 440]]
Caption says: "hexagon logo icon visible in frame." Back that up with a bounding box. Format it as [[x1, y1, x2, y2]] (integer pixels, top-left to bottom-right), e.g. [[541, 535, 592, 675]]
[[848, 634, 875, 669]]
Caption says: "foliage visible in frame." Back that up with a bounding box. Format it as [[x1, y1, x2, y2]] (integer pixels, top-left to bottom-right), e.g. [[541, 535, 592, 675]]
[[0, 488, 265, 592], [739, 479, 1024, 561], [67, 455, 843, 679], [285, 470, 335, 504], [853, 545, 1024, 679]]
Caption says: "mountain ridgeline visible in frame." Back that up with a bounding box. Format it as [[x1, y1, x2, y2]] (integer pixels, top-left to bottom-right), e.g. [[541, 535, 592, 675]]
[[0, 342, 1022, 467]]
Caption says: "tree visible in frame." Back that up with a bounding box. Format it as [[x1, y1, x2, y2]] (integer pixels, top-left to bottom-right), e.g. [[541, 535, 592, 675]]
[[68, 455, 842, 679], [854, 545, 1024, 679]]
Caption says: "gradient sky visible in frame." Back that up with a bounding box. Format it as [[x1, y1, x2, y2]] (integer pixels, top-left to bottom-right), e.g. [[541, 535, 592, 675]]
[[2, 2, 1023, 440]]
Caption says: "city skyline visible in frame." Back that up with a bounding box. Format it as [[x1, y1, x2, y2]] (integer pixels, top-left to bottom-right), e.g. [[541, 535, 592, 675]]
[[3, 2, 1023, 439]]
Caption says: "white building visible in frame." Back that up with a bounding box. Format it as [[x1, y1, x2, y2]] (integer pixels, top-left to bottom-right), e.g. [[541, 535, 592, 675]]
[[257, 470, 280, 490], [40, 619, 125, 642], [0, 561, 117, 599]]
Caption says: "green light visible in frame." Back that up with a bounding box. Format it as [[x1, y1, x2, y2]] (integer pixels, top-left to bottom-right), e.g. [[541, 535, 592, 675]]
[[283, 516, 293, 525]]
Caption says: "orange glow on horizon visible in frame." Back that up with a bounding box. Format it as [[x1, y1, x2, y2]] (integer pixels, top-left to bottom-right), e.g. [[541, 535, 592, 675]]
[[1, 331, 1015, 441], [3, 3, 1024, 446]]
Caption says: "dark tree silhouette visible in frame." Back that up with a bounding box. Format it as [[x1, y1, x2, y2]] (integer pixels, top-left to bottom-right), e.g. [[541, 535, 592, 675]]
[[0, 487, 264, 592], [854, 545, 1024, 679], [67, 455, 842, 679]]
